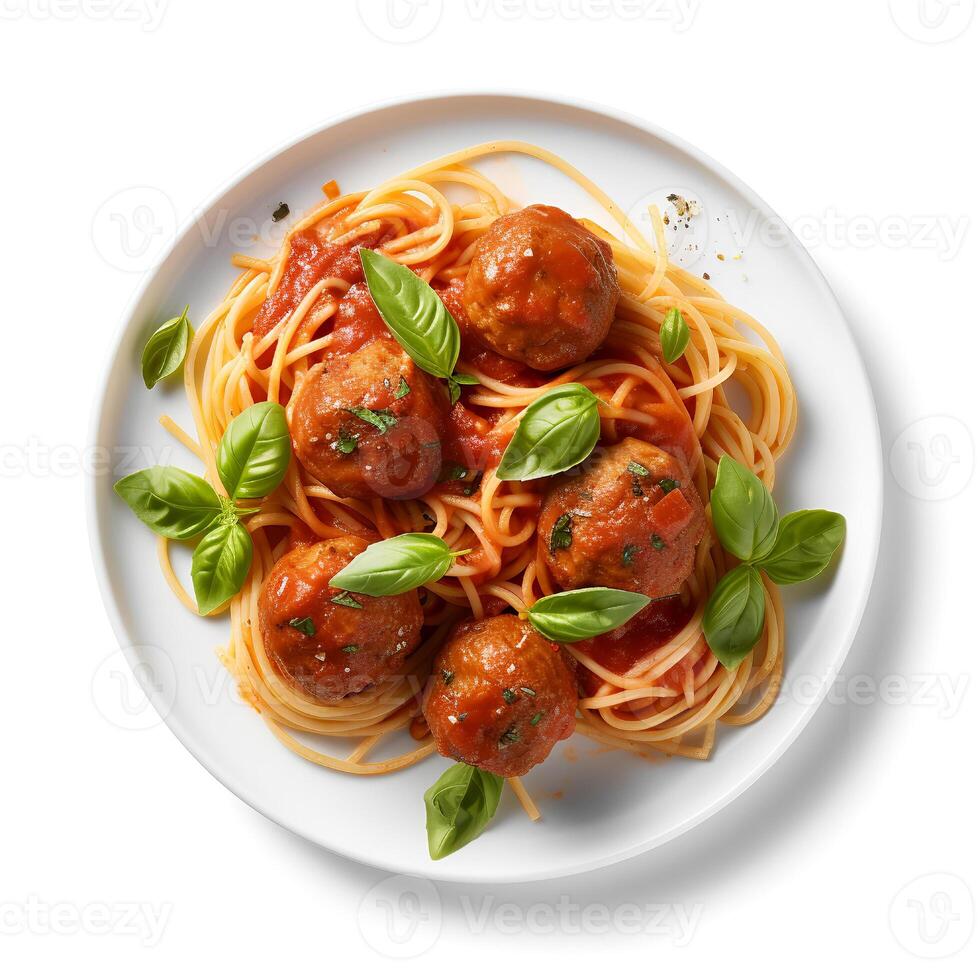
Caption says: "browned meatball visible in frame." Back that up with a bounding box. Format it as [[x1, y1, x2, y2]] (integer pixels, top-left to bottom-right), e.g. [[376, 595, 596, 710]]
[[538, 438, 706, 599], [258, 537, 423, 704], [462, 205, 620, 371], [424, 616, 577, 777], [291, 336, 448, 499]]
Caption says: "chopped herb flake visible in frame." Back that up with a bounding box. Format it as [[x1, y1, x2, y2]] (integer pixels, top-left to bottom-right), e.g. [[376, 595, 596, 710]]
[[520, 687, 536, 697], [441, 669, 454, 685], [288, 616, 315, 636], [659, 478, 680, 494], [336, 429, 358, 454], [341, 644, 358, 654], [530, 712, 543, 726], [458, 712, 468, 722], [499, 726, 520, 746], [622, 543, 642, 566], [331, 591, 363, 609], [347, 406, 398, 433], [272, 202, 290, 222], [550, 513, 573, 553], [440, 461, 468, 482], [650, 534, 666, 550], [394, 376, 411, 399], [502, 688, 516, 704], [462, 471, 483, 497], [627, 460, 650, 478]]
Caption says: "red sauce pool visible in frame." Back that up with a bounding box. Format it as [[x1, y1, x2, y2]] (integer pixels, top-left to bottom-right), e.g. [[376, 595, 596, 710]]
[[577, 595, 692, 694], [252, 225, 388, 339]]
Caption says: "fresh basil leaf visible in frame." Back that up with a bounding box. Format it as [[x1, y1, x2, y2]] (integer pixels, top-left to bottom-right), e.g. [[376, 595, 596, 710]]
[[424, 763, 503, 860], [659, 307, 690, 364], [141, 306, 192, 389], [191, 520, 253, 615], [360, 248, 460, 379], [710, 456, 779, 562], [703, 564, 766, 669], [328, 533, 462, 596], [217, 401, 291, 500], [452, 373, 478, 386], [114, 466, 223, 540], [528, 587, 651, 643], [496, 383, 601, 481], [758, 509, 846, 584]]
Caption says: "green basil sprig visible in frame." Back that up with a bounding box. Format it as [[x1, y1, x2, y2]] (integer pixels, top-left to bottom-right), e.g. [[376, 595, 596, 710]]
[[191, 520, 254, 615], [115, 400, 292, 615], [424, 763, 503, 860], [702, 455, 846, 669], [329, 532, 469, 596], [702, 565, 766, 669], [142, 306, 192, 389], [711, 456, 779, 561], [114, 466, 224, 540], [360, 249, 474, 403], [528, 587, 651, 643], [496, 383, 601, 481], [217, 402, 291, 500], [760, 510, 847, 585], [659, 307, 690, 364]]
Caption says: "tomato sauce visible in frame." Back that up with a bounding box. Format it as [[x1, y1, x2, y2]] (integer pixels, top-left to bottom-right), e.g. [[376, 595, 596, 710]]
[[442, 402, 509, 475], [252, 225, 388, 339], [576, 595, 692, 694]]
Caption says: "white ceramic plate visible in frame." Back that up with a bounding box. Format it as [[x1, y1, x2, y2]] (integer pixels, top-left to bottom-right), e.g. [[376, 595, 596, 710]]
[[88, 92, 881, 883]]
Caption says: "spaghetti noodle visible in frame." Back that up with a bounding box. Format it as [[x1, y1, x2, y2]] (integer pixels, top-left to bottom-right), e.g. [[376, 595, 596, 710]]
[[158, 141, 796, 799]]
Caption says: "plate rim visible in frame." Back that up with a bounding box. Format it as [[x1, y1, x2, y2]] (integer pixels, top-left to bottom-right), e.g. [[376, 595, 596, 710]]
[[86, 88, 883, 883]]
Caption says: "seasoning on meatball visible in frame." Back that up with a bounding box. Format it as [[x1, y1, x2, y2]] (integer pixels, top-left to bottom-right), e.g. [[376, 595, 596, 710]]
[[538, 438, 706, 599], [461, 205, 620, 371], [424, 615, 577, 777], [258, 536, 423, 704], [291, 335, 448, 500]]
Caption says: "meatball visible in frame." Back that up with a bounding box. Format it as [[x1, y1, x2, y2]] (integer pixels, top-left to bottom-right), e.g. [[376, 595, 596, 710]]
[[538, 438, 706, 599], [258, 537, 423, 704], [424, 615, 577, 777], [461, 205, 619, 371], [291, 335, 448, 499]]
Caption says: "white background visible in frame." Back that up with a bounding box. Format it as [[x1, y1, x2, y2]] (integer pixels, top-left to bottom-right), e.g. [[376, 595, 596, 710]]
[[1, 0, 977, 974]]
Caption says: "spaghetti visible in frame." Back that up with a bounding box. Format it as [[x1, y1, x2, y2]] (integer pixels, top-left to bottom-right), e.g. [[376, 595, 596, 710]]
[[158, 141, 796, 797]]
